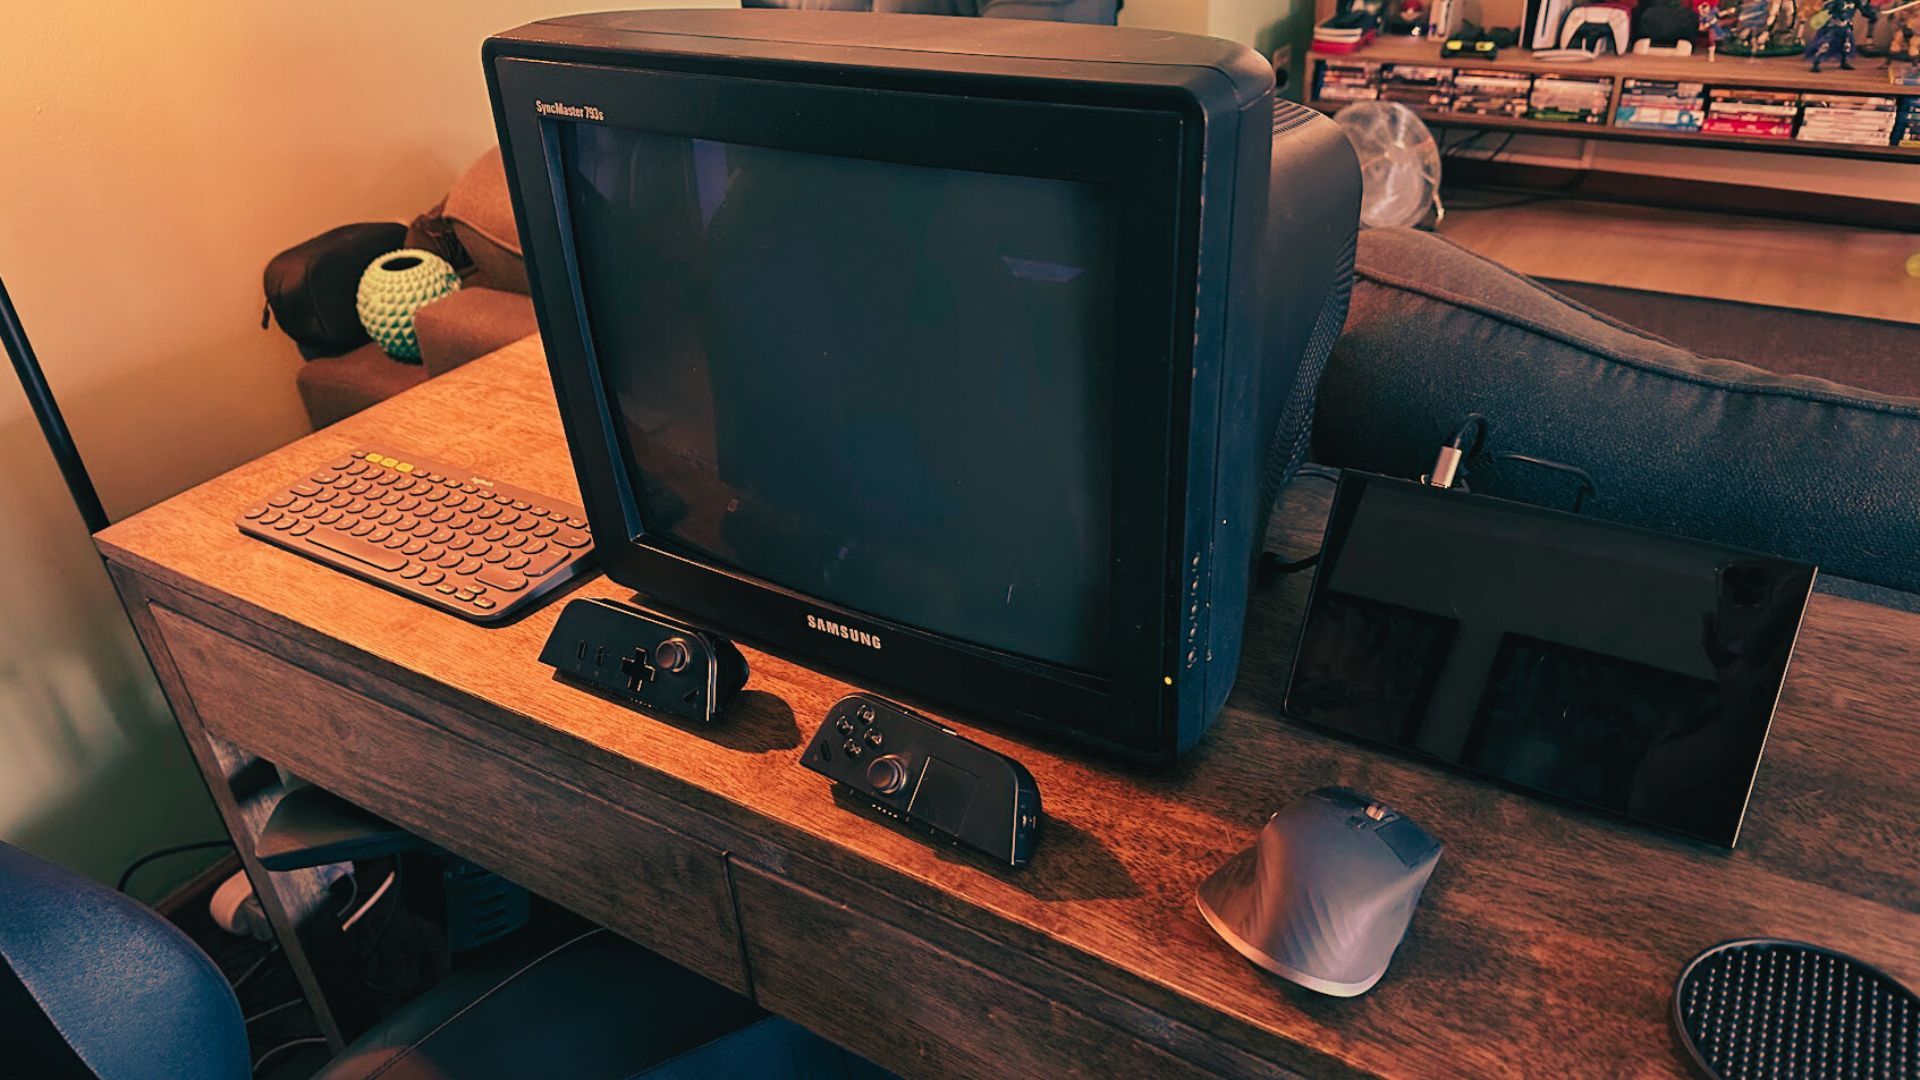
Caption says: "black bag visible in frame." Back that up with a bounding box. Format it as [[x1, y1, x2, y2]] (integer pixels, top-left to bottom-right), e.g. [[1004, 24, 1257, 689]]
[[262, 222, 406, 359]]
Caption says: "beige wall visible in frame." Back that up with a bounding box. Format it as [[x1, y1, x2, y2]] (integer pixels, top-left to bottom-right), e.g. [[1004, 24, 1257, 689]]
[[0, 1, 727, 900]]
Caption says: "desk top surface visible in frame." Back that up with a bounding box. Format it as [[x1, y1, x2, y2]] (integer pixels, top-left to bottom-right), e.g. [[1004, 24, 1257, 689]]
[[99, 338, 1920, 1078]]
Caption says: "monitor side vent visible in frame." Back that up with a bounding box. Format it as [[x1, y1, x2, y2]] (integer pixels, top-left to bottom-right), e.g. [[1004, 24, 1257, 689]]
[[1258, 224, 1355, 543], [1272, 98, 1318, 138]]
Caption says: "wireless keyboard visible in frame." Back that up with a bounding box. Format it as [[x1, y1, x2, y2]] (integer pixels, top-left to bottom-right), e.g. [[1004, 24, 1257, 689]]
[[237, 447, 595, 624]]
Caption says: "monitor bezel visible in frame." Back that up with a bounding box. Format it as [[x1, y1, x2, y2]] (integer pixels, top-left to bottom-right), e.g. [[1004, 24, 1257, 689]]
[[490, 53, 1201, 761]]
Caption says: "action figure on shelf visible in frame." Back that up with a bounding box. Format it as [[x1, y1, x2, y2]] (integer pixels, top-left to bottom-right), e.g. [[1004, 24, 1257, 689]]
[[1887, 0, 1920, 61], [1696, 0, 1734, 56], [1718, 0, 1804, 54], [1803, 0, 1878, 69]]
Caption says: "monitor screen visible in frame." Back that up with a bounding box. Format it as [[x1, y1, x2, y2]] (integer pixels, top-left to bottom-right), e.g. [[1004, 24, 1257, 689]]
[[560, 123, 1119, 671]]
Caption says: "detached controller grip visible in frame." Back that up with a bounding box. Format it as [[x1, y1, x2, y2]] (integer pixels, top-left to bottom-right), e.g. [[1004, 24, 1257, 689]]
[[802, 693, 1040, 868]]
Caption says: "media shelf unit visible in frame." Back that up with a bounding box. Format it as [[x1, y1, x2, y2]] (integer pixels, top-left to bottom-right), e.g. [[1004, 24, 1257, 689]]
[[1310, 37, 1920, 162]]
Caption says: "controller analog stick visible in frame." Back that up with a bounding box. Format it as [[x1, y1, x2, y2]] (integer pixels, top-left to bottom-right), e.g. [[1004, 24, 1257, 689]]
[[866, 754, 909, 795], [655, 637, 693, 674]]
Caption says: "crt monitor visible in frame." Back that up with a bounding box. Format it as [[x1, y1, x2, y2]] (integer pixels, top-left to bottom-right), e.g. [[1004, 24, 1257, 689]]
[[485, 10, 1360, 763]]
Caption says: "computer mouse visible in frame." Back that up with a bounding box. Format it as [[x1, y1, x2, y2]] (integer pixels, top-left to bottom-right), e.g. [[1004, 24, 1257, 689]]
[[1196, 786, 1441, 997]]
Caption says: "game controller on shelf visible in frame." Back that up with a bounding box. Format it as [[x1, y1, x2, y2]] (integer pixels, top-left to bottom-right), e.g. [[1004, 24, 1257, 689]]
[[538, 598, 748, 724], [801, 693, 1040, 868], [1560, 6, 1632, 54]]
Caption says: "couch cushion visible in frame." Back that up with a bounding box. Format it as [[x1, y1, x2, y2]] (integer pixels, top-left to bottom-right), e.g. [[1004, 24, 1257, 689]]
[[1313, 227, 1920, 595], [414, 288, 540, 378], [296, 342, 431, 429], [443, 147, 528, 295]]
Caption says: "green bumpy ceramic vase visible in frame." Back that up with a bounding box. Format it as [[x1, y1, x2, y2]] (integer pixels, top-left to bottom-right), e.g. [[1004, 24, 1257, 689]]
[[356, 249, 461, 361]]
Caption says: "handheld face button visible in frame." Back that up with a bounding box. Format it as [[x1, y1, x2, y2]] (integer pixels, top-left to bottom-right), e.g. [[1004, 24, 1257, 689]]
[[656, 637, 693, 674], [866, 754, 909, 795]]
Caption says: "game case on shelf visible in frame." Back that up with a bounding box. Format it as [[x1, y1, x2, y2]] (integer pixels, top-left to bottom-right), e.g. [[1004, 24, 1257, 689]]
[[1614, 78, 1705, 131], [1527, 73, 1613, 124]]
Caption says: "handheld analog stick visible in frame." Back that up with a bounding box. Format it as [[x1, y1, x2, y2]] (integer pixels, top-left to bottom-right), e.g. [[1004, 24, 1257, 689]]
[[655, 637, 693, 674], [866, 754, 910, 796]]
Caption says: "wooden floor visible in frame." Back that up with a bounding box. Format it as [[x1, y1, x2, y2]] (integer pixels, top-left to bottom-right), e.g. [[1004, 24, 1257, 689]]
[[1439, 199, 1920, 325]]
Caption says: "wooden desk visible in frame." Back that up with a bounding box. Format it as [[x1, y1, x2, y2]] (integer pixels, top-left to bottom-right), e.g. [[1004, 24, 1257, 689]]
[[98, 338, 1920, 1078]]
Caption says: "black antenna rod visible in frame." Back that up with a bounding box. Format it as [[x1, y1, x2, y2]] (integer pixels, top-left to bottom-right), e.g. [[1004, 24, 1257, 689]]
[[1, 272, 110, 534]]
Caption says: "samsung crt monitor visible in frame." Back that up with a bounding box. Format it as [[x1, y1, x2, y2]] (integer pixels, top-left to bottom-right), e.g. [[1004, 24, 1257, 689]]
[[485, 10, 1360, 763]]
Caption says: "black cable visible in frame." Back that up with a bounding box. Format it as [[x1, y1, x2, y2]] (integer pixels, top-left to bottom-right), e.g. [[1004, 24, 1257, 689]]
[[1481, 450, 1600, 512], [116, 839, 234, 894], [252, 1036, 328, 1075], [1448, 412, 1491, 458], [1259, 551, 1323, 582], [243, 999, 304, 1026], [228, 944, 280, 994]]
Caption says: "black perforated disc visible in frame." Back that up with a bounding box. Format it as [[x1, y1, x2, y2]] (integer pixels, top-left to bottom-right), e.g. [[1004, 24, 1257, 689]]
[[1674, 939, 1918, 1079]]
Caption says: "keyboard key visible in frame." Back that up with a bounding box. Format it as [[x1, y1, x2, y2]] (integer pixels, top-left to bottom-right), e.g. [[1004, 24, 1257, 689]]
[[381, 533, 409, 550], [502, 533, 527, 549], [474, 597, 496, 611], [427, 527, 454, 544], [483, 548, 511, 564], [348, 480, 372, 495], [421, 545, 446, 562], [565, 518, 587, 529], [367, 526, 393, 543], [521, 539, 547, 555], [483, 525, 510, 543], [401, 539, 427, 556], [244, 505, 267, 519], [313, 471, 339, 484], [429, 507, 455, 524], [289, 521, 313, 536], [396, 496, 421, 512], [532, 522, 558, 538], [456, 558, 483, 576], [477, 503, 503, 520], [553, 529, 589, 549], [259, 509, 283, 526], [436, 551, 464, 569], [273, 516, 297, 530], [422, 487, 447, 503], [447, 534, 474, 551], [504, 554, 530, 571], [496, 510, 521, 527], [395, 514, 419, 532], [434, 583, 457, 595], [344, 460, 369, 476], [301, 504, 327, 519], [399, 563, 424, 579], [468, 541, 493, 558], [511, 500, 529, 511], [318, 509, 344, 526], [292, 481, 321, 497], [349, 521, 376, 538], [307, 529, 406, 572], [269, 492, 295, 507], [475, 566, 527, 592], [419, 570, 445, 586], [455, 587, 479, 602], [521, 549, 567, 577]]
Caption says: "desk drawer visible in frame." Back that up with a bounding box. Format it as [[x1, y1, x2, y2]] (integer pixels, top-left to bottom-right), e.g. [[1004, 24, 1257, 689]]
[[151, 605, 749, 994], [731, 861, 1222, 1080]]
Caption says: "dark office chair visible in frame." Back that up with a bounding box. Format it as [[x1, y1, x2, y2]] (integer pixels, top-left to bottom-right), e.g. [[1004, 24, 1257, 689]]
[[0, 840, 887, 1079]]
